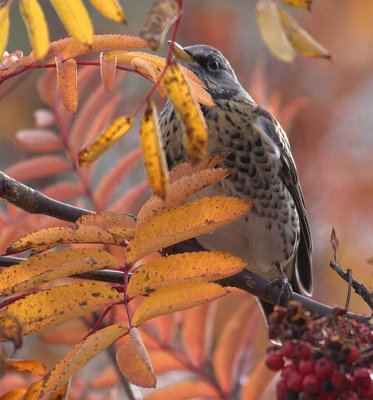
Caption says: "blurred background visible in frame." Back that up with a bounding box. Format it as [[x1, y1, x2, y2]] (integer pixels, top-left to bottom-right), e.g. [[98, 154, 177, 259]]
[[0, 0, 372, 333]]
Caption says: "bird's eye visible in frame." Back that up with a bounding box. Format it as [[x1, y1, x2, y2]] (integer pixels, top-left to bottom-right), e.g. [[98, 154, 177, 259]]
[[207, 59, 220, 71]]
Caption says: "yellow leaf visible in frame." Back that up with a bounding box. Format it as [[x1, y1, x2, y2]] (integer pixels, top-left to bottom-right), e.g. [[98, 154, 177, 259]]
[[89, 0, 127, 23], [0, 5, 10, 58], [100, 51, 117, 92], [132, 281, 227, 326], [144, 380, 219, 400], [240, 357, 276, 400], [49, 0, 93, 45], [0, 249, 120, 297], [19, 0, 49, 60], [256, 0, 295, 62], [0, 311, 23, 347], [278, 6, 330, 59], [0, 388, 28, 400], [139, 0, 179, 50], [77, 211, 135, 230], [163, 63, 208, 162], [23, 381, 42, 400], [137, 167, 231, 227], [6, 359, 46, 375], [282, 0, 311, 9], [7, 282, 120, 335], [126, 196, 251, 263], [127, 252, 246, 298], [116, 327, 156, 388], [140, 101, 169, 199], [39, 324, 128, 400], [131, 56, 158, 83], [78, 116, 133, 167], [55, 57, 78, 112], [6, 224, 133, 255]]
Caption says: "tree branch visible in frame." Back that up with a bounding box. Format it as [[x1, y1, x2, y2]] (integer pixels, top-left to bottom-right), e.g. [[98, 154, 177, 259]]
[[0, 171, 91, 222]]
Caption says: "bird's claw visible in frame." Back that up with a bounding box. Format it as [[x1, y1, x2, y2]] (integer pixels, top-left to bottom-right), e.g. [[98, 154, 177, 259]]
[[265, 264, 294, 306]]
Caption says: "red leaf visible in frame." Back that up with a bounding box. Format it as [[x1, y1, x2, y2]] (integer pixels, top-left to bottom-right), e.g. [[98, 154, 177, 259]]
[[4, 156, 70, 181], [15, 129, 62, 153], [42, 182, 85, 201], [111, 181, 148, 213]]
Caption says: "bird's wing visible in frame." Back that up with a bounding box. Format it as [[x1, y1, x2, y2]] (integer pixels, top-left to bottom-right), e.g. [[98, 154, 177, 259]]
[[255, 107, 313, 295]]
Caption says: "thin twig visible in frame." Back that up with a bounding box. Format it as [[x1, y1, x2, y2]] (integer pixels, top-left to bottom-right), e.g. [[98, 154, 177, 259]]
[[345, 268, 352, 310]]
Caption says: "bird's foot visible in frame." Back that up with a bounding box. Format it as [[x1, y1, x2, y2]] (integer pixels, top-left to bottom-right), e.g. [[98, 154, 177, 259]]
[[265, 263, 294, 306]]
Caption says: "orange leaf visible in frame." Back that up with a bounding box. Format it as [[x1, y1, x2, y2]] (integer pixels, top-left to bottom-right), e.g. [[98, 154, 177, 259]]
[[0, 311, 23, 348], [6, 359, 46, 375], [163, 63, 208, 162], [100, 51, 117, 92], [42, 182, 84, 201], [7, 282, 121, 335], [15, 129, 62, 153], [140, 101, 169, 199], [55, 57, 78, 113], [6, 224, 133, 255], [77, 211, 135, 230], [149, 349, 187, 374], [126, 196, 251, 263], [116, 327, 156, 388], [39, 324, 128, 400], [40, 320, 88, 345], [137, 167, 231, 227], [181, 303, 213, 367], [282, 0, 311, 9], [89, 365, 118, 388], [0, 388, 27, 400], [240, 357, 277, 400], [94, 148, 142, 209], [144, 380, 219, 400], [127, 252, 246, 298], [4, 156, 70, 181], [78, 116, 133, 167], [213, 298, 258, 392], [131, 281, 228, 326], [0, 248, 120, 296], [139, 0, 179, 50]]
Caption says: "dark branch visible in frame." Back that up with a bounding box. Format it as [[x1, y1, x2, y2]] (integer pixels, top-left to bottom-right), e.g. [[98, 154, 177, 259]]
[[0, 171, 91, 222]]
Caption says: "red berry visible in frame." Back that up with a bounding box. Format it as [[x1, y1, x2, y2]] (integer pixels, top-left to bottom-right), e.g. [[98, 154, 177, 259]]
[[331, 370, 349, 391], [283, 340, 295, 359], [303, 374, 320, 394], [354, 368, 372, 389], [315, 358, 334, 379], [265, 351, 284, 371], [299, 359, 315, 375], [346, 345, 361, 364], [287, 370, 303, 392], [358, 386, 373, 399], [276, 377, 287, 399], [293, 340, 312, 360], [281, 363, 298, 380], [345, 394, 359, 400]]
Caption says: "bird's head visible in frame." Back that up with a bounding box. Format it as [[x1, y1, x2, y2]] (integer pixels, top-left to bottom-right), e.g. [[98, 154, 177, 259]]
[[170, 42, 248, 100]]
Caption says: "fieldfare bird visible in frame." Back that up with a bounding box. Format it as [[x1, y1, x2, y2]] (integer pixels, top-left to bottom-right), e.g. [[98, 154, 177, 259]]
[[159, 43, 312, 315]]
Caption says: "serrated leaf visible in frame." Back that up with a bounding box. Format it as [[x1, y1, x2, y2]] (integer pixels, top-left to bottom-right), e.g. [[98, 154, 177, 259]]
[[0, 5, 10, 58], [140, 101, 169, 199], [55, 57, 78, 112], [278, 6, 330, 59], [163, 63, 208, 162], [19, 0, 49, 60], [100, 51, 117, 92], [137, 167, 231, 227], [6, 224, 133, 255], [6, 359, 46, 375], [39, 324, 128, 400], [127, 252, 246, 298], [0, 249, 120, 297], [7, 282, 120, 335], [256, 0, 295, 62], [139, 0, 179, 50], [282, 0, 311, 9], [49, 0, 93, 46], [116, 327, 156, 388], [144, 380, 219, 400], [78, 116, 133, 167], [132, 281, 227, 326], [0, 312, 23, 348], [126, 196, 251, 263], [89, 0, 126, 23]]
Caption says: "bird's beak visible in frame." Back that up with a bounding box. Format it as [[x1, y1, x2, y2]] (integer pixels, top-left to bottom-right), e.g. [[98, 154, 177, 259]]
[[167, 41, 193, 62]]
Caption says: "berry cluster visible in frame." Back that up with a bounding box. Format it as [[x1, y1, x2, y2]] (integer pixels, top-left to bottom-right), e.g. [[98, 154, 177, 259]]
[[265, 301, 373, 400]]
